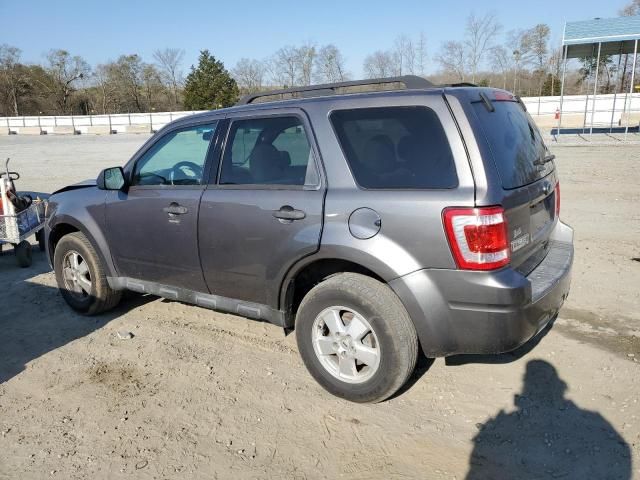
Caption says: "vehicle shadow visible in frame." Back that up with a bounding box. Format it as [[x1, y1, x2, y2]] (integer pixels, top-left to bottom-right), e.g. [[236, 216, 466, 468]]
[[445, 318, 555, 367], [393, 318, 557, 400], [0, 248, 152, 385], [465, 359, 632, 479]]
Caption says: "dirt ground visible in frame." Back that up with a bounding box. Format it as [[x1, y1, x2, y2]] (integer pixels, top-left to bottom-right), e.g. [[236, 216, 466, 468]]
[[0, 135, 638, 479]]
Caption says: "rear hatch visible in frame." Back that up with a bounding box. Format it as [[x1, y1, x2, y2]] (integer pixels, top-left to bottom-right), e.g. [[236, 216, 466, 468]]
[[469, 90, 559, 274]]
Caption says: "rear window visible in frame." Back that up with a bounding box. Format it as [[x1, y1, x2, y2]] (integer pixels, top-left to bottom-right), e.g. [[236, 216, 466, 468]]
[[330, 106, 458, 189], [472, 99, 553, 189]]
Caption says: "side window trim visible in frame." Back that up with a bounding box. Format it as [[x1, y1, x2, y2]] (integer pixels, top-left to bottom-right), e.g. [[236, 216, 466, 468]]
[[128, 119, 220, 189], [215, 111, 321, 190]]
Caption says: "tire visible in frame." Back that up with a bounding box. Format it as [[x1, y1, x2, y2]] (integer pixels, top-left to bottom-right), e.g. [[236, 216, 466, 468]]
[[295, 273, 418, 403], [15, 241, 32, 268], [53, 231, 121, 315]]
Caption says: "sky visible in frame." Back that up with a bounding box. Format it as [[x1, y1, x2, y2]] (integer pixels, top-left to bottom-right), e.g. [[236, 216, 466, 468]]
[[0, 0, 629, 77]]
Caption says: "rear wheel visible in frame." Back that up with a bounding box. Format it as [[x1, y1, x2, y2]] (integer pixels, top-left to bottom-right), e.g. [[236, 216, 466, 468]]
[[295, 273, 418, 403], [53, 232, 121, 315]]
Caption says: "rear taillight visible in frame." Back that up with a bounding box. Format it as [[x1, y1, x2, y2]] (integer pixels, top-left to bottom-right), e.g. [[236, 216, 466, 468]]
[[443, 206, 510, 271], [555, 182, 560, 218]]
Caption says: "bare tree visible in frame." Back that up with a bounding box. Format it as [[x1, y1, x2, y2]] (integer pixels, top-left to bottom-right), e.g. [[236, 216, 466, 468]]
[[523, 25, 550, 73], [506, 29, 534, 94], [271, 46, 299, 87], [465, 13, 502, 82], [0, 44, 27, 115], [314, 44, 348, 83], [618, 1, 640, 93], [296, 43, 316, 86], [232, 58, 266, 93], [415, 32, 428, 76], [392, 35, 416, 75], [620, 0, 640, 15], [142, 64, 164, 110], [436, 41, 467, 82], [92, 64, 118, 114], [363, 50, 395, 78], [490, 46, 511, 90], [44, 49, 90, 113], [110, 54, 145, 112], [153, 48, 185, 110]]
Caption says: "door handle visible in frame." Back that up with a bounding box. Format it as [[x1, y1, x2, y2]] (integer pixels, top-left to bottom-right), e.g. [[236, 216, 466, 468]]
[[273, 205, 306, 221], [163, 203, 188, 215]]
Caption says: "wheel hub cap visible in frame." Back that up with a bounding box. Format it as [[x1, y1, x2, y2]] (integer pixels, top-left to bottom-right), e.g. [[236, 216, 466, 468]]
[[62, 251, 92, 299], [311, 307, 381, 384]]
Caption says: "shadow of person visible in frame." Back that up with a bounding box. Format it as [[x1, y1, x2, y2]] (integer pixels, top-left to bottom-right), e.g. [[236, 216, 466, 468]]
[[466, 360, 631, 480]]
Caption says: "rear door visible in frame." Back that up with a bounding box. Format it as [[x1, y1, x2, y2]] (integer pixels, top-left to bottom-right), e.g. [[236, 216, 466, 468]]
[[198, 109, 325, 308], [470, 92, 558, 272]]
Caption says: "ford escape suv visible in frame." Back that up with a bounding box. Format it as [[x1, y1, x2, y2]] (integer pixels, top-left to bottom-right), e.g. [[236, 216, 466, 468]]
[[45, 76, 573, 403]]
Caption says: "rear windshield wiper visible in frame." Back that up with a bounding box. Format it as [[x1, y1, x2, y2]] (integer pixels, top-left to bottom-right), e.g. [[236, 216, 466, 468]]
[[533, 154, 555, 166]]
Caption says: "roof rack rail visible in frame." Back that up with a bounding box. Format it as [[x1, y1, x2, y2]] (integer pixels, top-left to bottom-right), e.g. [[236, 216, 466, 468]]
[[236, 75, 435, 105]]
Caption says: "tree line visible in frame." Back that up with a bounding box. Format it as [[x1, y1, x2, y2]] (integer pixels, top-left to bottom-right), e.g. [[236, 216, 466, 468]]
[[1, 1, 638, 117]]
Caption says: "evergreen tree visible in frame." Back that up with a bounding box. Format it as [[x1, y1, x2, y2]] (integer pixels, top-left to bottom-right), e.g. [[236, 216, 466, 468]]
[[183, 50, 238, 110]]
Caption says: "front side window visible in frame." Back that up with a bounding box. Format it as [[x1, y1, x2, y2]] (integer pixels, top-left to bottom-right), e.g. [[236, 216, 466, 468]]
[[220, 116, 318, 186], [330, 106, 458, 189], [132, 123, 217, 186]]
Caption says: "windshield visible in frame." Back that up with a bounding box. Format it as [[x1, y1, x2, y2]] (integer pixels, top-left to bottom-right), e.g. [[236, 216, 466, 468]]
[[472, 99, 553, 189]]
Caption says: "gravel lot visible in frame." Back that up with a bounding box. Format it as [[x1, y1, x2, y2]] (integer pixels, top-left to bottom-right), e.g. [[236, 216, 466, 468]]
[[0, 134, 638, 479]]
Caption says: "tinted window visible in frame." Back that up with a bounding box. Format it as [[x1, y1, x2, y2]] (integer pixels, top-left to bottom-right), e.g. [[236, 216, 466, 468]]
[[133, 123, 217, 186], [220, 116, 318, 186], [330, 106, 457, 189], [472, 100, 553, 189]]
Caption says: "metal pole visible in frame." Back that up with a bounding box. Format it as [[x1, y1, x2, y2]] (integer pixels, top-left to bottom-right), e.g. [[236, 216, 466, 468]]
[[625, 39, 638, 139], [108, 114, 112, 134], [71, 113, 75, 134], [557, 45, 568, 140], [589, 42, 601, 136], [610, 49, 623, 133], [6, 117, 10, 135]]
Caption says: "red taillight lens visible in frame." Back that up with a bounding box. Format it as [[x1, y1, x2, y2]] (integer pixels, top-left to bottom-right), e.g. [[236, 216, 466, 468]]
[[555, 182, 560, 218], [443, 206, 510, 270]]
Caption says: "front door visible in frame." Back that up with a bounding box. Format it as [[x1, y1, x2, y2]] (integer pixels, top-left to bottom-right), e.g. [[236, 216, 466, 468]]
[[106, 121, 219, 291], [198, 111, 324, 308]]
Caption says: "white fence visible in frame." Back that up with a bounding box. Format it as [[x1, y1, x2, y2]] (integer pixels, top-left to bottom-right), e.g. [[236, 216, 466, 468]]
[[520, 92, 640, 127], [0, 110, 207, 135], [1, 92, 639, 136]]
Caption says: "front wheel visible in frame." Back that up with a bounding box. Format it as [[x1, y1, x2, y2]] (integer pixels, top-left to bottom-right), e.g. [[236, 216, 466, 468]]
[[53, 231, 121, 315], [295, 273, 418, 403]]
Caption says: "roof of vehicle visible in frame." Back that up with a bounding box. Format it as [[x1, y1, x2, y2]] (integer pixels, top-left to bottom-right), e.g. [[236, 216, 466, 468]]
[[168, 76, 485, 128]]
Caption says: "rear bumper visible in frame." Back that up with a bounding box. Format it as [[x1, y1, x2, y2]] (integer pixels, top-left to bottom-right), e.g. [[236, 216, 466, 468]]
[[389, 221, 574, 357]]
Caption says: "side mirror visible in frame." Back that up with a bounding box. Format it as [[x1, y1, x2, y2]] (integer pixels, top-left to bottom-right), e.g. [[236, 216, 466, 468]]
[[97, 167, 127, 191]]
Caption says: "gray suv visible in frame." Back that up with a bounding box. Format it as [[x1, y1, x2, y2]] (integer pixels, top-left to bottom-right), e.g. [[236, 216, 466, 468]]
[[45, 76, 573, 403]]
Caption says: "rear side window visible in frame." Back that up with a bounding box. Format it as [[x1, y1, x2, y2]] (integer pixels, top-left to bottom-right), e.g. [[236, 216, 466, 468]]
[[220, 116, 318, 186], [330, 106, 457, 189], [472, 99, 553, 189]]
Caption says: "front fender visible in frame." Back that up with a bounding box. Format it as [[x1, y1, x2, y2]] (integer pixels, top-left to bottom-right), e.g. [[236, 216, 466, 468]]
[[46, 188, 116, 277]]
